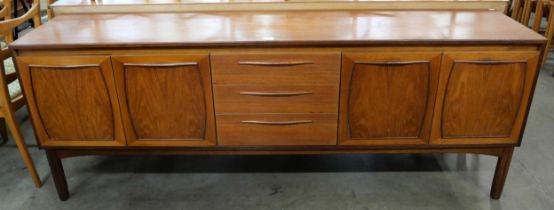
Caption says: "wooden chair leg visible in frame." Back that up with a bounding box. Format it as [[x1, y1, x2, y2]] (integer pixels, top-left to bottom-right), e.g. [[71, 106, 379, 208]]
[[0, 119, 8, 146], [544, 4, 554, 68], [4, 109, 42, 187], [490, 147, 515, 200], [46, 150, 69, 201], [511, 0, 523, 21], [520, 0, 533, 25], [532, 0, 545, 32]]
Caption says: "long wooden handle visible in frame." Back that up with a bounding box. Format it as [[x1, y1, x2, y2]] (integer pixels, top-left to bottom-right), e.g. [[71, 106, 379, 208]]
[[356, 60, 429, 65], [28, 64, 100, 69], [455, 60, 527, 64], [240, 120, 313, 125], [238, 61, 314, 66], [124, 62, 198, 67], [239, 91, 313, 97]]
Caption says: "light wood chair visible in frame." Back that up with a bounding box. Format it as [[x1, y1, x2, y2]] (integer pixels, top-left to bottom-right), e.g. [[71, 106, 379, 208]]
[[0, 0, 41, 187], [539, 1, 554, 66], [510, 0, 524, 21], [46, 0, 55, 19], [0, 0, 12, 22], [511, 0, 554, 66]]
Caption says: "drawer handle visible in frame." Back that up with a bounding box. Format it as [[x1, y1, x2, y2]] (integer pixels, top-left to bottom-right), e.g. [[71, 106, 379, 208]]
[[356, 61, 429, 65], [238, 61, 314, 66], [240, 120, 313, 125], [239, 91, 313, 97], [454, 60, 527, 64], [29, 64, 100, 69], [124, 62, 198, 67]]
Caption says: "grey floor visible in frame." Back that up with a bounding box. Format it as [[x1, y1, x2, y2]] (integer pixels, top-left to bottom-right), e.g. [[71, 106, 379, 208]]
[[2, 58, 554, 210]]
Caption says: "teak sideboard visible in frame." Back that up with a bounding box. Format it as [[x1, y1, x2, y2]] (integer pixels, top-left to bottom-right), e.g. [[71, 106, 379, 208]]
[[9, 10, 546, 201]]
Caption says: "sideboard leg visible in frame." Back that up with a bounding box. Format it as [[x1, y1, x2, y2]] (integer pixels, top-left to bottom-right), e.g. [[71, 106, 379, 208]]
[[490, 147, 514, 200], [46, 150, 69, 201]]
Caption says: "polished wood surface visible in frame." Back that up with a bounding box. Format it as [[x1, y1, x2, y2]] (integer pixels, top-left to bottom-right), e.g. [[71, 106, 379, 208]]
[[431, 51, 540, 145], [16, 56, 126, 147], [112, 55, 216, 147], [10, 11, 545, 50], [339, 52, 441, 145], [217, 113, 337, 145], [53, 0, 508, 6], [49, 0, 508, 15]]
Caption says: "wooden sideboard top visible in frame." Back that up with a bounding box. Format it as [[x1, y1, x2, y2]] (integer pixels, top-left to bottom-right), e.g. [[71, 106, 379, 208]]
[[50, 0, 509, 14], [10, 10, 545, 50], [52, 0, 508, 6]]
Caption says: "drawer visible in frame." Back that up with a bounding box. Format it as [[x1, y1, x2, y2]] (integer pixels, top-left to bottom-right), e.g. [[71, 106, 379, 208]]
[[211, 53, 341, 85], [213, 85, 339, 113], [217, 114, 337, 146]]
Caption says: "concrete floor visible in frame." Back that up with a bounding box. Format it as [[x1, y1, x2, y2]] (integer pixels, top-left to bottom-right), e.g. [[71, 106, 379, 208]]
[[1, 58, 554, 210]]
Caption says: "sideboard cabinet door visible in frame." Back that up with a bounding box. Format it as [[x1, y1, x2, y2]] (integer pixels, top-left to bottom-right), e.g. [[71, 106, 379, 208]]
[[431, 52, 540, 145], [16, 56, 126, 147], [339, 52, 441, 145], [111, 55, 216, 147]]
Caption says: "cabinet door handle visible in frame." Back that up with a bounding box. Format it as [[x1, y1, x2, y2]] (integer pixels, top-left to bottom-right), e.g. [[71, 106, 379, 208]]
[[238, 61, 314, 66], [124, 62, 198, 67], [239, 91, 313, 97], [240, 120, 313, 125]]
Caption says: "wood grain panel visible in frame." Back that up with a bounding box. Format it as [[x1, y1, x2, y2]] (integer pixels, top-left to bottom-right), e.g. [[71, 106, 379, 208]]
[[213, 85, 339, 113], [16, 56, 126, 147], [125, 64, 206, 139], [217, 113, 337, 146], [442, 62, 525, 137], [339, 52, 441, 145], [31, 66, 114, 139], [211, 53, 340, 85], [112, 55, 216, 147], [431, 51, 540, 145]]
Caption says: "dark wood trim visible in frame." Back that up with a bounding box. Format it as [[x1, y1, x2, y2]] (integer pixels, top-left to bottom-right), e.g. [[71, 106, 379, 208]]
[[10, 40, 548, 51], [490, 147, 514, 199], [52, 146, 509, 159], [46, 150, 69, 201]]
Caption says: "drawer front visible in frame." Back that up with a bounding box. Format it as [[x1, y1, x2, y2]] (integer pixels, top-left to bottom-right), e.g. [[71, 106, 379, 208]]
[[211, 53, 341, 85], [214, 85, 339, 113], [217, 114, 337, 146]]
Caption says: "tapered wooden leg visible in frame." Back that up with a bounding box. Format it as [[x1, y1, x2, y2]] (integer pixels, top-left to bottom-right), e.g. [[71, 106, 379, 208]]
[[490, 147, 514, 200], [46, 150, 69, 201], [4, 110, 42, 187], [0, 119, 8, 145]]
